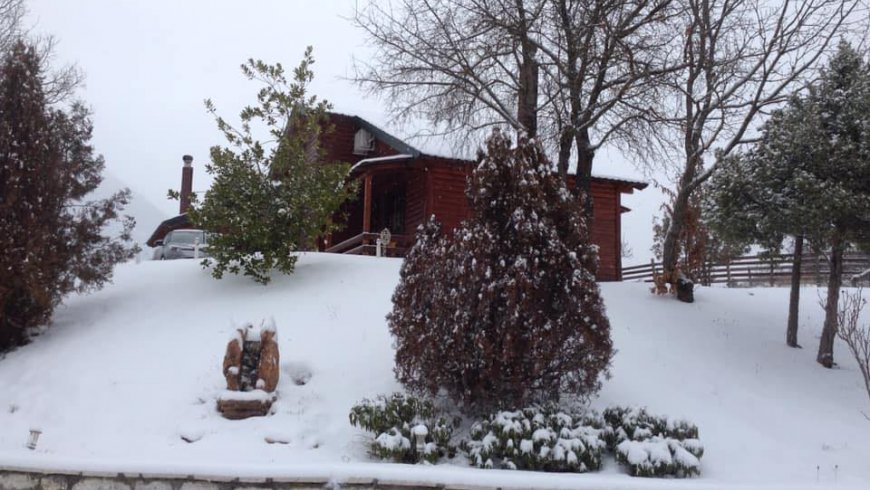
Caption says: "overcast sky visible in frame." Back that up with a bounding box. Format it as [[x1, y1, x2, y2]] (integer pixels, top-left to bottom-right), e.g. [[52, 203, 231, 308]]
[[25, 0, 663, 262]]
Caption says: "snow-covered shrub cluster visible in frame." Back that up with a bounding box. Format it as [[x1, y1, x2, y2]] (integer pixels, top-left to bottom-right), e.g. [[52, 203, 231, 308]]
[[349, 393, 457, 463], [603, 406, 704, 477], [350, 398, 704, 476], [461, 405, 703, 477], [463, 406, 606, 472], [388, 130, 612, 410]]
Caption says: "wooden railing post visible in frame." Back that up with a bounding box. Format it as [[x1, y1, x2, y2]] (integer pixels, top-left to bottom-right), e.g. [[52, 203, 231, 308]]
[[362, 173, 373, 255]]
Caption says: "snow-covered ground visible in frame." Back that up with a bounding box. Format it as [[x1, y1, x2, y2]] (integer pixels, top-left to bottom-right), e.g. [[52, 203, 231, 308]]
[[0, 253, 868, 490]]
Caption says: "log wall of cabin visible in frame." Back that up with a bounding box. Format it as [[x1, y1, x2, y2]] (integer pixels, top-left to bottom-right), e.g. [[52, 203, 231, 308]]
[[422, 162, 624, 281], [404, 169, 428, 234], [424, 159, 473, 236], [588, 180, 621, 281]]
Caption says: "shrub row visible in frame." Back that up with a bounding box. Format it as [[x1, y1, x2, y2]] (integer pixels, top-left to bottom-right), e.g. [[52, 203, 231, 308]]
[[350, 396, 704, 478]]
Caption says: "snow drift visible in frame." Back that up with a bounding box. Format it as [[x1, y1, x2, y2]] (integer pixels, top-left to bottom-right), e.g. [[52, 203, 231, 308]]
[[0, 253, 867, 489]]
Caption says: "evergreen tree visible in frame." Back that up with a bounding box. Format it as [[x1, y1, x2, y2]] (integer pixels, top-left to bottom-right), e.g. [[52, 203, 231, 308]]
[[389, 129, 613, 411], [188, 47, 356, 284], [0, 42, 138, 350], [706, 43, 870, 364]]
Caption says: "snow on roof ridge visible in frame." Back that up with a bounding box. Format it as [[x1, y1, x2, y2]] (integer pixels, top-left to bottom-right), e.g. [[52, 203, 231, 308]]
[[349, 153, 415, 173]]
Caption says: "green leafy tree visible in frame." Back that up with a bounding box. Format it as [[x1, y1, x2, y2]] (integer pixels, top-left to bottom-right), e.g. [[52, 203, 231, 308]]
[[706, 43, 870, 364], [0, 42, 138, 350], [187, 47, 356, 284]]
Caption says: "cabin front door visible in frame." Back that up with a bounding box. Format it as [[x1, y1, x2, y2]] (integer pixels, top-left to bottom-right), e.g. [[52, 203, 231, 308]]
[[372, 180, 406, 234]]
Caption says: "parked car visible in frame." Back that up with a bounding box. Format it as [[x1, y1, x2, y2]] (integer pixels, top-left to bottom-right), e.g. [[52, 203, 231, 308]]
[[153, 229, 210, 260]]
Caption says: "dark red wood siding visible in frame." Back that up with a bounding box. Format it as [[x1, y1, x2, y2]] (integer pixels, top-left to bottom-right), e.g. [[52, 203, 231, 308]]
[[405, 168, 428, 233], [424, 158, 473, 235], [420, 159, 626, 281]]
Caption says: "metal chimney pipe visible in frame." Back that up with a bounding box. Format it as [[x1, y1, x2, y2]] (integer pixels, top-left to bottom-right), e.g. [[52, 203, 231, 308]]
[[180, 155, 193, 215]]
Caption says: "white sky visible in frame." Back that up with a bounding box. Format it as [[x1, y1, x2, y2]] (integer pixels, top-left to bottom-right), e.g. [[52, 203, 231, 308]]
[[25, 0, 663, 263]]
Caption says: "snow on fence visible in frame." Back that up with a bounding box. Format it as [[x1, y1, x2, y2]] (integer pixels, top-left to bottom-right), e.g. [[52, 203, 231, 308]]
[[622, 252, 870, 287]]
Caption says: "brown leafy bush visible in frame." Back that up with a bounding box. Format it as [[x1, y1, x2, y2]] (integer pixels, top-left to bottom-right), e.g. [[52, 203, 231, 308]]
[[388, 130, 613, 411]]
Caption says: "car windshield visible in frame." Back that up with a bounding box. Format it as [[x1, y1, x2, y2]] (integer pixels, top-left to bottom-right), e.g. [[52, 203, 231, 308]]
[[169, 231, 206, 245]]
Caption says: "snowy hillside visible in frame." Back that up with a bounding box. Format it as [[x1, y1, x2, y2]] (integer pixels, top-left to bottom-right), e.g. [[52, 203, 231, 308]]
[[0, 253, 868, 490]]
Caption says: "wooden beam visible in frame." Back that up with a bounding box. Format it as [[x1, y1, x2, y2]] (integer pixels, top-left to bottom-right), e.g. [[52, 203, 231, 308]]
[[362, 173, 373, 234]]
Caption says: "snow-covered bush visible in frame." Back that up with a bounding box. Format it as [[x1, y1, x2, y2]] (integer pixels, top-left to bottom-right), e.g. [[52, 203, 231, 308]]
[[389, 130, 613, 410], [603, 406, 703, 477], [463, 406, 606, 472], [349, 393, 456, 463]]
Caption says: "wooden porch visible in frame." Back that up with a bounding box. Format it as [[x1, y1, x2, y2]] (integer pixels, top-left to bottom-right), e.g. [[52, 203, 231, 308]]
[[323, 164, 422, 258]]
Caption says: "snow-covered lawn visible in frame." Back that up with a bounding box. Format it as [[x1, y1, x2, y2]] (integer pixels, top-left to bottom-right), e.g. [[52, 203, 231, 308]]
[[0, 253, 868, 489]]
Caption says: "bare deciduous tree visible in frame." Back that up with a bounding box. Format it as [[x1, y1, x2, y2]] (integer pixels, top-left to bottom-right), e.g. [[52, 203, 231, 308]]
[[0, 0, 82, 104], [0, 0, 25, 54], [653, 0, 861, 286], [352, 0, 681, 210], [834, 288, 870, 419]]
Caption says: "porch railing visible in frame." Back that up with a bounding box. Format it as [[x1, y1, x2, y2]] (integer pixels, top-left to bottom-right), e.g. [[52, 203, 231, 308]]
[[324, 232, 411, 257]]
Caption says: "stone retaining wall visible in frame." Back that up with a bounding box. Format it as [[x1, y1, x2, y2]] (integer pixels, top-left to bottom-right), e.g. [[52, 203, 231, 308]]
[[0, 469, 462, 490]]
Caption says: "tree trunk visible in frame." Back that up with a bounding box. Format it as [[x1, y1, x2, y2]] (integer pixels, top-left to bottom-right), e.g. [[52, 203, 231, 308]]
[[817, 228, 845, 368], [786, 234, 804, 348], [556, 130, 572, 183], [575, 128, 594, 217], [516, 39, 538, 139], [662, 189, 691, 278]]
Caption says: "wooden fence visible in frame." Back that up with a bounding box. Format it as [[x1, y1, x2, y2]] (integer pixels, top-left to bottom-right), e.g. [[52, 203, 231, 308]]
[[622, 252, 870, 287]]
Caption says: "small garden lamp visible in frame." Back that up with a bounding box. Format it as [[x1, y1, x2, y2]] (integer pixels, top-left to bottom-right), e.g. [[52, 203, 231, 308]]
[[411, 424, 428, 455], [27, 427, 41, 450]]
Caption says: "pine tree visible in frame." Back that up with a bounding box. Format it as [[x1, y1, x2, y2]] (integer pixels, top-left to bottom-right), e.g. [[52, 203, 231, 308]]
[[706, 43, 870, 363], [0, 42, 138, 350], [389, 129, 613, 411], [188, 47, 356, 284]]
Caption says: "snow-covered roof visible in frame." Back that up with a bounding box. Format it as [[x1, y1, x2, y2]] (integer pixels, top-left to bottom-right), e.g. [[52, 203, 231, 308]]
[[335, 111, 647, 190]]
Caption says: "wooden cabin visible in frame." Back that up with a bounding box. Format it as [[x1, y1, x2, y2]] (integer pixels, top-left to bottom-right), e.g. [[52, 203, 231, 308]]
[[319, 113, 646, 281], [148, 112, 646, 281]]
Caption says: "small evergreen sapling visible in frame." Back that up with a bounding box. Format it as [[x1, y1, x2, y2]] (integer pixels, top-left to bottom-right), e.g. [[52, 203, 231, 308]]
[[388, 129, 613, 410]]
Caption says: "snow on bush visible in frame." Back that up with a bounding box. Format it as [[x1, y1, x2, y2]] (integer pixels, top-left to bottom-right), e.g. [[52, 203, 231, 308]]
[[388, 130, 612, 411], [463, 406, 606, 472], [462, 405, 703, 477], [604, 406, 703, 477], [349, 393, 457, 463]]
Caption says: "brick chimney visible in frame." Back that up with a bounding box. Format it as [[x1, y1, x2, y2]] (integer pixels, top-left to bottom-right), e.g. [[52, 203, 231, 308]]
[[180, 154, 193, 214]]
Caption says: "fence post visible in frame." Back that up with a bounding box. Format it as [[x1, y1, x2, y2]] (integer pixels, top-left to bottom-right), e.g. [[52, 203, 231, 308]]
[[726, 260, 731, 287], [769, 259, 775, 287], [650, 258, 656, 279], [815, 253, 822, 287]]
